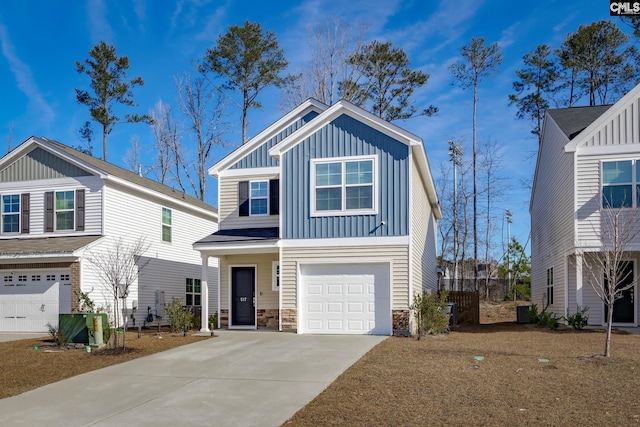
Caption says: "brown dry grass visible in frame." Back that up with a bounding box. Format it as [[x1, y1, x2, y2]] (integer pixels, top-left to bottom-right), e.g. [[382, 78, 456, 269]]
[[0, 329, 211, 399], [285, 302, 640, 426]]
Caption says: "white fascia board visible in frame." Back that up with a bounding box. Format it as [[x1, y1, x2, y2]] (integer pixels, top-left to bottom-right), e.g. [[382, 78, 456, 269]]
[[268, 100, 422, 160], [218, 166, 280, 178], [106, 175, 218, 220], [280, 235, 410, 247], [208, 99, 327, 177], [411, 144, 442, 219], [0, 253, 78, 262]]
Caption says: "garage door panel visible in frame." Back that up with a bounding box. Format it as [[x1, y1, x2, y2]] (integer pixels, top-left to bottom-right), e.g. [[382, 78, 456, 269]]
[[300, 263, 391, 335]]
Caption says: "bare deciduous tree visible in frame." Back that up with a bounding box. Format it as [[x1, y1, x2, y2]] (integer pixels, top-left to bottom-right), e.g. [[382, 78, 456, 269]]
[[149, 100, 178, 186], [85, 237, 149, 349], [579, 204, 640, 357], [176, 73, 228, 200]]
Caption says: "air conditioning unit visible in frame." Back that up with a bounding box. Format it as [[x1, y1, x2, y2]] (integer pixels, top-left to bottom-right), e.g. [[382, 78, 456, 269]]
[[516, 305, 530, 323]]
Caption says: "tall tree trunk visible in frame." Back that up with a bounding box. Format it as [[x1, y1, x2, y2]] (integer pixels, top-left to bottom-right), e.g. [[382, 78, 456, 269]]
[[605, 300, 613, 357], [473, 82, 478, 292]]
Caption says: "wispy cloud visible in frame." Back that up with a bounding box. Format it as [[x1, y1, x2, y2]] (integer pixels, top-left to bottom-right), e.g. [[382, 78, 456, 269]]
[[0, 21, 54, 126], [86, 0, 114, 43]]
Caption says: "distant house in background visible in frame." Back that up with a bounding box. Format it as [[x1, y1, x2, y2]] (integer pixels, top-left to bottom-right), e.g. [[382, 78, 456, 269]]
[[194, 99, 441, 335], [531, 82, 640, 326], [0, 137, 218, 332]]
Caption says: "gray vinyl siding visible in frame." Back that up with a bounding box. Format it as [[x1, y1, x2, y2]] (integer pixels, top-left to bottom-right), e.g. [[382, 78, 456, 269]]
[[281, 244, 409, 311], [230, 111, 319, 169], [0, 147, 92, 182], [410, 156, 438, 297], [218, 172, 279, 230], [530, 119, 575, 318], [281, 114, 409, 239]]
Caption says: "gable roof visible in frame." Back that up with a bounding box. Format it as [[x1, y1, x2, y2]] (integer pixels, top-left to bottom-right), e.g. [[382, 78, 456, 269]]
[[269, 99, 442, 218], [208, 98, 327, 176], [547, 105, 611, 140], [0, 137, 217, 218]]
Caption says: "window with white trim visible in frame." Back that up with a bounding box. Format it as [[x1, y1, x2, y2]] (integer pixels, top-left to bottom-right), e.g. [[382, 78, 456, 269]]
[[55, 191, 75, 231], [186, 278, 201, 306], [602, 160, 640, 208], [162, 207, 172, 242], [546, 267, 554, 305], [272, 261, 280, 291], [1, 194, 19, 234], [250, 181, 268, 215], [311, 156, 376, 215]]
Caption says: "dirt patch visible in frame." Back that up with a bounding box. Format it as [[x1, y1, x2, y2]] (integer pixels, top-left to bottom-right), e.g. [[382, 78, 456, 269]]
[[285, 303, 640, 426], [0, 328, 212, 399]]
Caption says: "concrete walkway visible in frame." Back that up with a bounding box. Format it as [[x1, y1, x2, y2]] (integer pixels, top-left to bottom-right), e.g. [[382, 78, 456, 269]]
[[0, 332, 48, 342], [0, 330, 385, 427]]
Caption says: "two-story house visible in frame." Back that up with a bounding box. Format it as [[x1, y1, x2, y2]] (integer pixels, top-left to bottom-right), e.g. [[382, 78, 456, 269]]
[[0, 137, 218, 332], [531, 83, 640, 326], [194, 99, 441, 335]]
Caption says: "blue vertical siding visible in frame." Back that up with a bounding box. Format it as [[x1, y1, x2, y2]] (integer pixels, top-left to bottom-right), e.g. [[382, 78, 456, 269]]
[[282, 114, 409, 239], [230, 111, 319, 169]]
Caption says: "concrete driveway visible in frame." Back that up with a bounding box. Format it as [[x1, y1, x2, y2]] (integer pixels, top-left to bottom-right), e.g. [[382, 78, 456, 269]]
[[0, 330, 385, 427], [0, 333, 48, 342]]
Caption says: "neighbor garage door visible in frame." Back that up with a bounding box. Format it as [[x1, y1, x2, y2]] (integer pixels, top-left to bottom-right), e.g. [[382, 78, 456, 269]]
[[0, 270, 71, 332], [299, 263, 391, 335]]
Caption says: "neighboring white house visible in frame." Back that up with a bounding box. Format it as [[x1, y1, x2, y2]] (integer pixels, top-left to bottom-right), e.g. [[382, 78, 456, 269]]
[[0, 136, 218, 332], [531, 82, 640, 326], [194, 99, 441, 335]]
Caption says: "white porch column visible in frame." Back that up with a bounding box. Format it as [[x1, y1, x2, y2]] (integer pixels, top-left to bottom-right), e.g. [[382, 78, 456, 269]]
[[200, 254, 210, 333], [576, 253, 583, 308]]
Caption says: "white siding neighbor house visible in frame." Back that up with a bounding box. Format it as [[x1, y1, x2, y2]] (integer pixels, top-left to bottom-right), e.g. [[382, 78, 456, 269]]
[[531, 82, 640, 326], [194, 99, 441, 335], [0, 137, 218, 332]]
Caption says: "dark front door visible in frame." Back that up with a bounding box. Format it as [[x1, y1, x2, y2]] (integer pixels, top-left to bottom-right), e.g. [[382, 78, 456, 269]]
[[231, 267, 255, 326], [605, 261, 635, 324]]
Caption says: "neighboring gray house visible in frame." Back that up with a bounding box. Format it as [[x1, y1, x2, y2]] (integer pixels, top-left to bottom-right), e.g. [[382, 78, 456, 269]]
[[0, 137, 218, 332], [531, 83, 640, 326], [194, 99, 441, 335]]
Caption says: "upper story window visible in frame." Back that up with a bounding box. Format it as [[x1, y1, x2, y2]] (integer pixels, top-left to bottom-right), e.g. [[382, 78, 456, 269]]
[[250, 181, 268, 215], [1, 194, 20, 234], [55, 191, 75, 231], [311, 155, 377, 216], [162, 207, 172, 242], [602, 160, 634, 208]]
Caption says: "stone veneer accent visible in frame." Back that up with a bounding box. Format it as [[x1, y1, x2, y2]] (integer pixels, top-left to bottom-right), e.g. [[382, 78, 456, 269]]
[[393, 309, 410, 333], [70, 262, 81, 312], [220, 309, 229, 327], [281, 309, 297, 330], [257, 309, 279, 327]]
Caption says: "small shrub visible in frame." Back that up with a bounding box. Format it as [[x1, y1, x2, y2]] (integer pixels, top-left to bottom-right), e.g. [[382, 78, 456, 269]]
[[528, 304, 540, 323], [164, 297, 194, 333], [74, 290, 96, 313], [46, 323, 67, 346], [208, 311, 218, 329], [564, 305, 589, 330], [528, 304, 559, 329], [411, 291, 450, 339]]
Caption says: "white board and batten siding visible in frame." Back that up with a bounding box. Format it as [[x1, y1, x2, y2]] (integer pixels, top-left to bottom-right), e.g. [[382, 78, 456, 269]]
[[218, 173, 279, 230]]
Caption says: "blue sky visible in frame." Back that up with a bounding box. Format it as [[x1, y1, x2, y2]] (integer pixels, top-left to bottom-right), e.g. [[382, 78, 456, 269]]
[[0, 0, 617, 253]]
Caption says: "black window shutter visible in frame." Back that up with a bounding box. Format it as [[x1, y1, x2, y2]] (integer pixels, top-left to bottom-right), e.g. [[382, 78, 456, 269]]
[[45, 191, 54, 232], [76, 189, 85, 231], [21, 193, 29, 234], [269, 179, 279, 215], [238, 181, 249, 216]]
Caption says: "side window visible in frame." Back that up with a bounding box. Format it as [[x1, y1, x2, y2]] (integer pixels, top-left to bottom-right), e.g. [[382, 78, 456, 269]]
[[272, 261, 280, 291], [546, 267, 554, 305], [602, 160, 632, 208], [185, 278, 201, 306], [162, 207, 172, 242]]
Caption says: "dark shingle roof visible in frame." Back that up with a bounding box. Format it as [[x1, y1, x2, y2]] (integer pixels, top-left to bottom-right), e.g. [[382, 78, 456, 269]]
[[32, 137, 217, 214], [0, 236, 102, 255], [194, 228, 279, 246], [547, 105, 611, 140]]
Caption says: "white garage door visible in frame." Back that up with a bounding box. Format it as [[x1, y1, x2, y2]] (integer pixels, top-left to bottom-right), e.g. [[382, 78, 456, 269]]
[[0, 270, 71, 332], [300, 263, 391, 335]]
